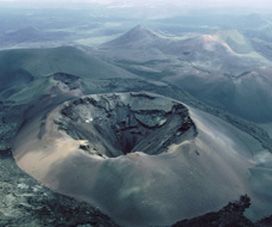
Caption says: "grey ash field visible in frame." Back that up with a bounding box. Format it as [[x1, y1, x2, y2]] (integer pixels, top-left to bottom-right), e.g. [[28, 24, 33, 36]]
[[1, 6, 272, 227]]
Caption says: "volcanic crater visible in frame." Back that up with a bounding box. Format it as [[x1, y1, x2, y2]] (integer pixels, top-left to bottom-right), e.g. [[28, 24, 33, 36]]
[[57, 92, 197, 158], [14, 92, 259, 227]]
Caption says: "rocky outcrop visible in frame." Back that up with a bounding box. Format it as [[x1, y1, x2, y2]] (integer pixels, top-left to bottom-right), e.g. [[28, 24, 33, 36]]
[[172, 195, 272, 227], [257, 215, 272, 227], [51, 72, 82, 90], [0, 155, 118, 227]]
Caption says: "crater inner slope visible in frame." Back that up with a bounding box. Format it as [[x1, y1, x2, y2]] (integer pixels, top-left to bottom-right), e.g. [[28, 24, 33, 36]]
[[57, 93, 196, 158]]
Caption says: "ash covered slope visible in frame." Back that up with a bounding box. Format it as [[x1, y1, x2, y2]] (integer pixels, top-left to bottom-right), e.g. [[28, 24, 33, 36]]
[[98, 26, 272, 122], [13, 92, 272, 227], [0, 46, 137, 92]]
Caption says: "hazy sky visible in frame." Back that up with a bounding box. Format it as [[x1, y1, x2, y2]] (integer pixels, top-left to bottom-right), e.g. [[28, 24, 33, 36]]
[[0, 0, 271, 9]]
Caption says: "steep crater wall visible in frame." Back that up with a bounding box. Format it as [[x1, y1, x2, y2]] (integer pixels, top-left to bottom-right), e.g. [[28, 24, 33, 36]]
[[57, 93, 196, 158]]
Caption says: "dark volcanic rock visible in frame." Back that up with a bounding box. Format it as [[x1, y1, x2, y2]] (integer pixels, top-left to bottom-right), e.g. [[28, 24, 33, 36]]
[[0, 148, 12, 158], [172, 195, 272, 227], [52, 72, 82, 90], [257, 215, 272, 227], [0, 155, 119, 227]]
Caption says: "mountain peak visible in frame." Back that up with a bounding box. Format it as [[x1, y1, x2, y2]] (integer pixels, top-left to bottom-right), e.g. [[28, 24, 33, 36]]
[[126, 24, 156, 38], [130, 24, 150, 32], [102, 25, 159, 48]]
